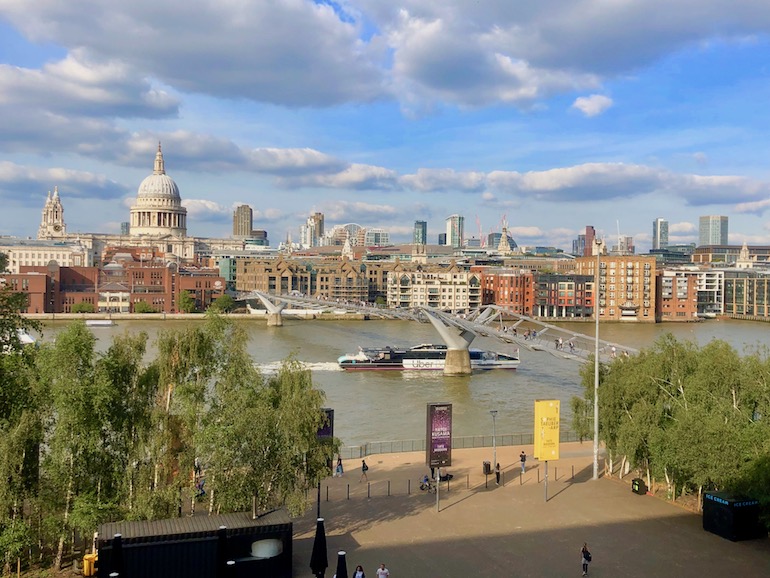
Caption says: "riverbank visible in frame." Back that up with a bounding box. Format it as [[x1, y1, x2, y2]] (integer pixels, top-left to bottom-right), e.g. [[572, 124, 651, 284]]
[[23, 312, 366, 321]]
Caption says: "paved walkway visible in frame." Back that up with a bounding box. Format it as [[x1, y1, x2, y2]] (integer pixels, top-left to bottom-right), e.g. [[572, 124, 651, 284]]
[[292, 443, 770, 577]]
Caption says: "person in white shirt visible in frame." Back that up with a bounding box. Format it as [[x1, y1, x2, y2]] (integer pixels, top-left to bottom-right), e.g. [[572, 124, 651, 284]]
[[376, 563, 389, 577]]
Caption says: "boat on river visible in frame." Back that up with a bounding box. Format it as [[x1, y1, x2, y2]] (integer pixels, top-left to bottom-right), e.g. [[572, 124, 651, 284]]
[[337, 343, 520, 371]]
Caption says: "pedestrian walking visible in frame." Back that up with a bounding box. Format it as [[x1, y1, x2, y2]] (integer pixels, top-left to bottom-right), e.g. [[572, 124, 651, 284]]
[[335, 455, 344, 477], [375, 563, 389, 578], [354, 564, 366, 578], [495, 462, 501, 485], [360, 459, 369, 482], [580, 543, 592, 575], [520, 450, 526, 474]]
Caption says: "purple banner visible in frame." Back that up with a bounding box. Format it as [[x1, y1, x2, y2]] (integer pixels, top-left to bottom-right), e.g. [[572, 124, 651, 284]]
[[317, 408, 334, 439], [426, 403, 452, 467]]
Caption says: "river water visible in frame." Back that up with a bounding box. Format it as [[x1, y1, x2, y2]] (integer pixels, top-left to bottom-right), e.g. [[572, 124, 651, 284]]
[[36, 318, 769, 446]]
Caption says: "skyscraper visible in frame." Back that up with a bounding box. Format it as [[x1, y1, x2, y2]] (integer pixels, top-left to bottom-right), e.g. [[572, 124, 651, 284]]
[[446, 214, 464, 249], [699, 216, 728, 246], [583, 226, 596, 256], [413, 220, 427, 245], [300, 212, 325, 247], [652, 218, 669, 250], [233, 204, 253, 237]]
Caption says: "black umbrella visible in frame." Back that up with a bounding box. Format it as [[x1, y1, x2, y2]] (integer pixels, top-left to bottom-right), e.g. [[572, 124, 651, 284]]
[[334, 550, 348, 578], [309, 517, 328, 577], [216, 525, 228, 578], [111, 533, 124, 577]]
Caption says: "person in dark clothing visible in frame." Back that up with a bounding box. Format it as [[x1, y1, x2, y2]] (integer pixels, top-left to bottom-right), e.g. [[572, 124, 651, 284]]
[[495, 462, 501, 485], [581, 542, 591, 576]]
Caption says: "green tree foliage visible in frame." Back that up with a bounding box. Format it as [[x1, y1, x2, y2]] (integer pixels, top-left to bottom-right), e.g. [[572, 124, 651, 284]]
[[0, 313, 334, 572], [70, 302, 95, 313], [132, 301, 156, 313], [208, 294, 235, 313], [574, 333, 770, 521], [177, 290, 197, 313]]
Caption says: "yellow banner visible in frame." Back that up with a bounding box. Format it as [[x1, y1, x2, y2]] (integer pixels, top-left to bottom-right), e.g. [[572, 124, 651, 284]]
[[534, 400, 560, 461]]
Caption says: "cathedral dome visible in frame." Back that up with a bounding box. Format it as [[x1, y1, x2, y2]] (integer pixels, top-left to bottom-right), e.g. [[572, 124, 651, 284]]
[[129, 143, 187, 237], [136, 144, 181, 199], [137, 173, 180, 199]]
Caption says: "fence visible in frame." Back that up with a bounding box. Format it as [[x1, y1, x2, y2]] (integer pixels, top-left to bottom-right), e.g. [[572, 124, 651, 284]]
[[339, 430, 581, 460]]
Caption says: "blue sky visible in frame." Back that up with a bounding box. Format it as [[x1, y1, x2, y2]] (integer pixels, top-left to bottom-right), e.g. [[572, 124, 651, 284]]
[[2, 1, 770, 252]]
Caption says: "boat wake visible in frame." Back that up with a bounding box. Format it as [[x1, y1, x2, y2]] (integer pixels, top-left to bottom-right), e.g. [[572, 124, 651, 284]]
[[257, 361, 344, 374]]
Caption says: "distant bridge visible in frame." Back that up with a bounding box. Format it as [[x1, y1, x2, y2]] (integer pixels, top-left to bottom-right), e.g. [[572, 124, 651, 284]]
[[236, 292, 635, 364]]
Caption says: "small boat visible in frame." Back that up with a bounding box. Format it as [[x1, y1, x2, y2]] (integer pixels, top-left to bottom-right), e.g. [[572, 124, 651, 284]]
[[85, 320, 115, 327], [338, 343, 519, 371]]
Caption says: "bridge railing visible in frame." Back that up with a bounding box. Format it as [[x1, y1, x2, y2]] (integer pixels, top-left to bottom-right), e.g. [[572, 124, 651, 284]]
[[339, 431, 582, 460]]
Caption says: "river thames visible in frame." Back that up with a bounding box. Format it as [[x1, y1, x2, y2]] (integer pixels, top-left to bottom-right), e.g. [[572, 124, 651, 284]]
[[37, 317, 769, 446]]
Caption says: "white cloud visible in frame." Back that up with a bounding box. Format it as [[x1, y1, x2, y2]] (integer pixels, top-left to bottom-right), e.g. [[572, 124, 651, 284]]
[[508, 226, 544, 238], [669, 221, 696, 234], [0, 160, 127, 204], [322, 200, 402, 222], [735, 198, 770, 215], [571, 94, 613, 117], [281, 164, 399, 190], [182, 199, 231, 220], [399, 168, 486, 192], [0, 0, 384, 107]]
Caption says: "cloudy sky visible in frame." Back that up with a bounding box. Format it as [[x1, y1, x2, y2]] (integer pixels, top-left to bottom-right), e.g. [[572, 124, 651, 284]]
[[2, 0, 770, 251]]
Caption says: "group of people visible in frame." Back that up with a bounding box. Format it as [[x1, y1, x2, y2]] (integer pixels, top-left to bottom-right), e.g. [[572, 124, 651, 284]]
[[336, 562, 389, 578], [334, 456, 370, 482]]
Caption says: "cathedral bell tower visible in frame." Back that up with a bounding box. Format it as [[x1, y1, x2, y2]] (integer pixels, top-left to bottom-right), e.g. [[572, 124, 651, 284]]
[[38, 186, 67, 239]]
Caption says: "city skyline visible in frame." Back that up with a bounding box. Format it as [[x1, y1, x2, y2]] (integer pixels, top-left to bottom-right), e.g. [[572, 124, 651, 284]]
[[2, 2, 770, 251]]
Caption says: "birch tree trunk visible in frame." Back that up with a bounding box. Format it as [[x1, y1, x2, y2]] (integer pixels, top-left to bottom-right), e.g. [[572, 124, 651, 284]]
[[54, 453, 75, 571]]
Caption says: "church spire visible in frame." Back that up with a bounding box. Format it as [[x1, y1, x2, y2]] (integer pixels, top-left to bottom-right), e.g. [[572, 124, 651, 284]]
[[153, 141, 165, 175], [53, 185, 59, 198]]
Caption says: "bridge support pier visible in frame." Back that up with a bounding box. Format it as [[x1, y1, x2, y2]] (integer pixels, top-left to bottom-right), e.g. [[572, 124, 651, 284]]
[[256, 294, 287, 327], [443, 348, 472, 375], [421, 308, 474, 376], [266, 312, 283, 327]]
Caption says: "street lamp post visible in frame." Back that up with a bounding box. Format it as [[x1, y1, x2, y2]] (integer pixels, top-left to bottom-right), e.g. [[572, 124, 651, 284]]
[[593, 240, 601, 480], [490, 410, 498, 469]]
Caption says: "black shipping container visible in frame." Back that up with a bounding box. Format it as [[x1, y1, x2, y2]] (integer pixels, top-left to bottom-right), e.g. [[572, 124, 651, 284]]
[[97, 509, 292, 578], [703, 492, 767, 542]]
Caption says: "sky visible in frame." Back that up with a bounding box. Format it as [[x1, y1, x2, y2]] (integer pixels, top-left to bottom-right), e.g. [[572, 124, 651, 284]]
[[2, 1, 770, 252]]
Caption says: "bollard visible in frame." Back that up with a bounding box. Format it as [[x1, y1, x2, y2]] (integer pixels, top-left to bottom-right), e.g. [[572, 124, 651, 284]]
[[347, 484, 350, 500], [485, 474, 488, 489], [388, 480, 391, 496], [408, 479, 411, 495], [555, 467, 558, 481], [326, 486, 329, 502], [572, 465, 574, 480], [502, 470, 505, 487], [538, 469, 540, 483], [520, 471, 522, 485], [466, 474, 469, 489], [367, 482, 370, 498]]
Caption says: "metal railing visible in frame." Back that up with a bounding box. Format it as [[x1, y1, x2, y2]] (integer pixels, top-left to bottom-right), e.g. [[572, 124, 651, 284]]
[[339, 431, 581, 460]]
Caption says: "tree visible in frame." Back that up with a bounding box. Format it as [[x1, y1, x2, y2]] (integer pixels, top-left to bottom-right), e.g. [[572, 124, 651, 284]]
[[70, 302, 95, 313], [200, 327, 339, 517], [132, 301, 156, 313], [208, 294, 235, 313], [177, 290, 197, 313], [36, 321, 124, 570]]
